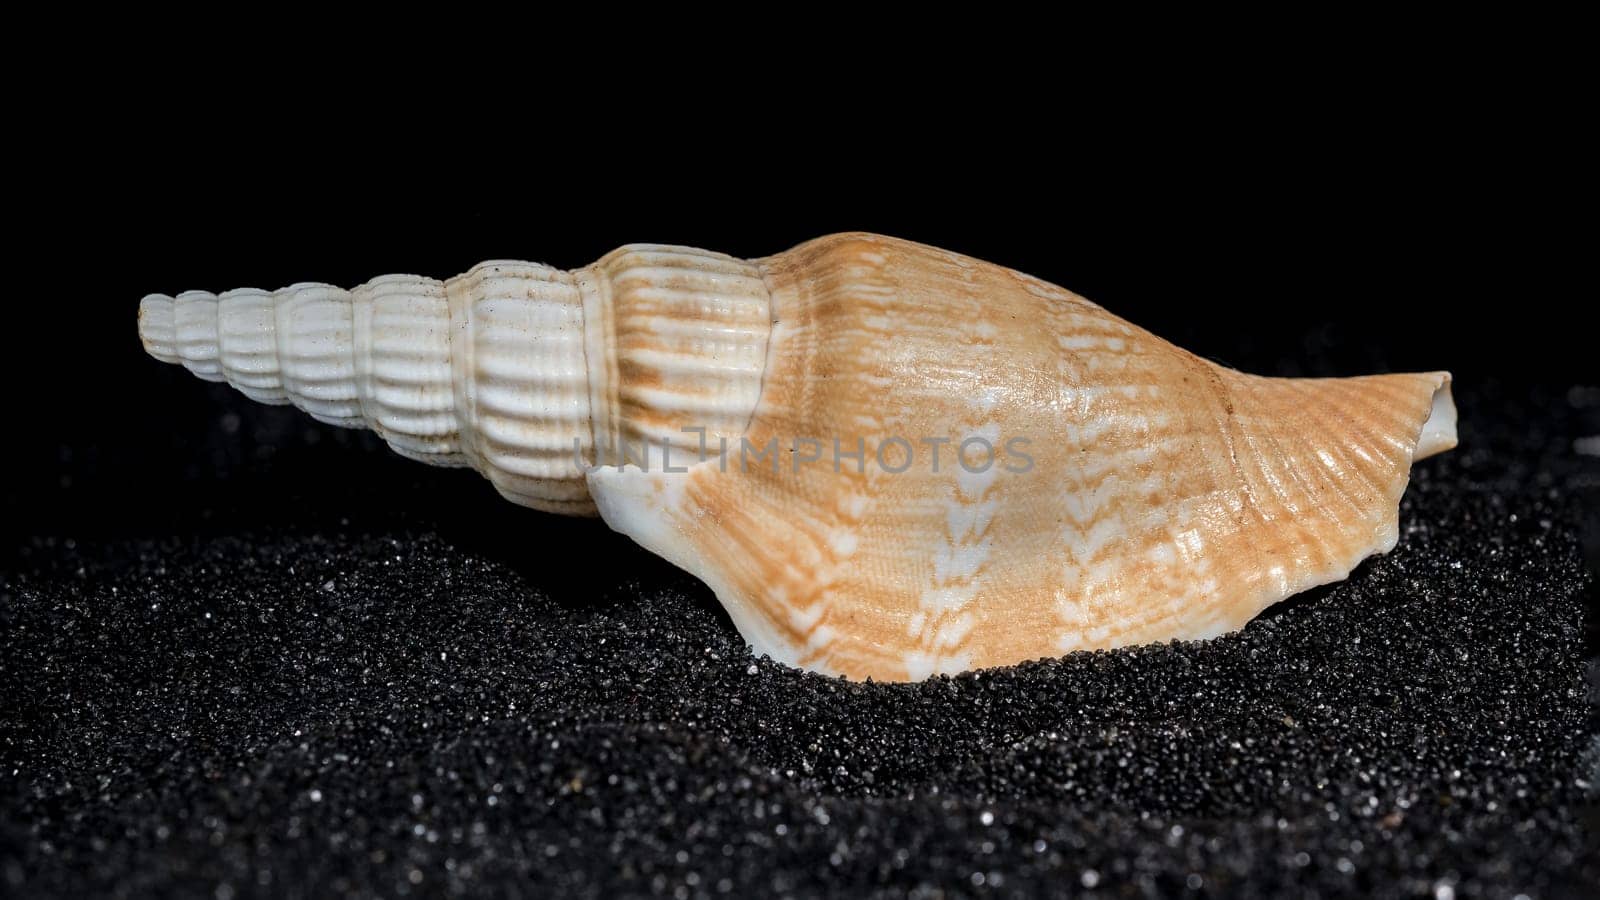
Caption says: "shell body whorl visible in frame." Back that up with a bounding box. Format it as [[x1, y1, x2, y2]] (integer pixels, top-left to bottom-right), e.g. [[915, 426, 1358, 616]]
[[140, 232, 1457, 682]]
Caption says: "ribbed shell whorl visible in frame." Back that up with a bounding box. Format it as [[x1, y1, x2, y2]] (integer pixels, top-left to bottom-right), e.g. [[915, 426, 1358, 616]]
[[137, 247, 773, 515]]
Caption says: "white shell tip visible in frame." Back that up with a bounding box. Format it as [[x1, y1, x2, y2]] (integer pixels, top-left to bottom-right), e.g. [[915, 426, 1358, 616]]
[[137, 293, 180, 363]]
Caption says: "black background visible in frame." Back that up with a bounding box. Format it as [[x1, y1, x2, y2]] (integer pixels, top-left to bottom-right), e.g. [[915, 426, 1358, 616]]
[[3, 27, 1589, 521]]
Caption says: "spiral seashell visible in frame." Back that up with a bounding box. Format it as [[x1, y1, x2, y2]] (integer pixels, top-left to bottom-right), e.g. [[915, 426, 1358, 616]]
[[138, 233, 1457, 681]]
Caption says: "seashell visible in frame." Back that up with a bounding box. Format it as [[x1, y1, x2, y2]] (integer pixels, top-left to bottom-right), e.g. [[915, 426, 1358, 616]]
[[138, 232, 1457, 682]]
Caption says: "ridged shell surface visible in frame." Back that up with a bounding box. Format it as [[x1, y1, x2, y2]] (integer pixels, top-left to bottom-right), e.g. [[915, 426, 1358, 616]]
[[139, 232, 1456, 682], [140, 247, 770, 515]]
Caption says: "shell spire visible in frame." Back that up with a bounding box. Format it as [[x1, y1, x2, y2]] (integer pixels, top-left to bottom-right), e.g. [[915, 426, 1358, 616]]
[[140, 232, 1458, 682], [138, 248, 774, 515]]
